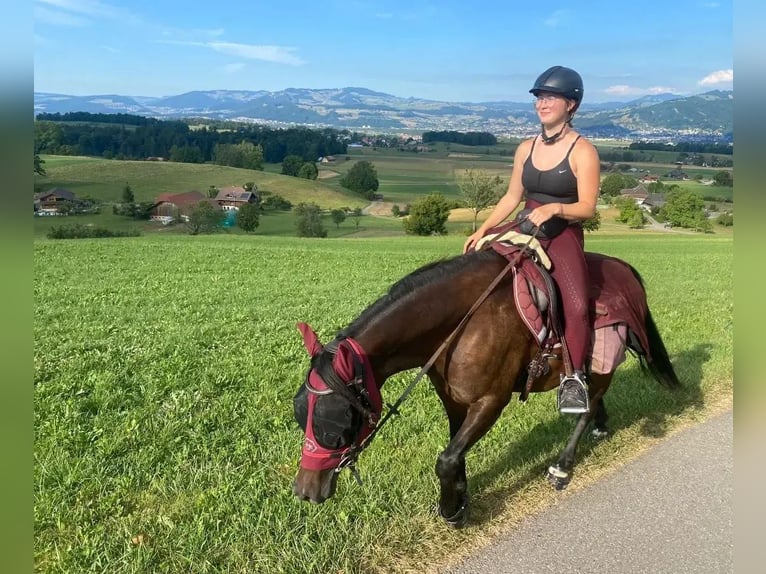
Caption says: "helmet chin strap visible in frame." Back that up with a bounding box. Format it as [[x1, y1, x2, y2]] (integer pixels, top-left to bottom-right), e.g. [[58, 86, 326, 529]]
[[540, 123, 567, 145]]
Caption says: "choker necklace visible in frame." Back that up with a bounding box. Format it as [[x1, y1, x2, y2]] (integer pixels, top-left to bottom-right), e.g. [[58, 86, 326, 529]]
[[540, 124, 567, 145]]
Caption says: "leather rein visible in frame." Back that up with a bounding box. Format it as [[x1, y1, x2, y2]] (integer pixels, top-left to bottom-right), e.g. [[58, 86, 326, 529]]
[[335, 227, 542, 483]]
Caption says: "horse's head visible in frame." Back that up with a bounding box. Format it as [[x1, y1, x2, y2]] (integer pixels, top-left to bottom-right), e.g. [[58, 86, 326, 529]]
[[292, 323, 381, 504]]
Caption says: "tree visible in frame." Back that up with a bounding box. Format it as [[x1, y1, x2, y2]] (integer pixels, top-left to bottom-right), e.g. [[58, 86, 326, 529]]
[[660, 188, 708, 230], [403, 193, 451, 236], [330, 209, 346, 229], [614, 196, 645, 228], [350, 207, 363, 230], [34, 154, 46, 176], [207, 185, 219, 198], [169, 144, 203, 163], [236, 202, 260, 233], [713, 170, 732, 187], [186, 201, 225, 235], [298, 162, 318, 180], [213, 141, 264, 170], [294, 202, 327, 238], [582, 209, 601, 232], [282, 155, 305, 177], [716, 212, 733, 227], [600, 173, 638, 197], [262, 194, 292, 211], [340, 160, 379, 198], [121, 182, 134, 204], [457, 169, 504, 231]]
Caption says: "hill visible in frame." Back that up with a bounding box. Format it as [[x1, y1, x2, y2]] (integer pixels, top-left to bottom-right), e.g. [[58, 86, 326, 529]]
[[35, 156, 367, 209], [34, 87, 733, 141]]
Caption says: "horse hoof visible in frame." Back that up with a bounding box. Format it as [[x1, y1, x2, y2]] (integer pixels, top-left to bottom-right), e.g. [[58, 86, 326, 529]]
[[546, 465, 571, 490], [591, 427, 609, 440], [439, 497, 470, 528]]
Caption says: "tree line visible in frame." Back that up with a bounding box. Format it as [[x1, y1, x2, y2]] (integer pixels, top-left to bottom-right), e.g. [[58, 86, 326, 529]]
[[421, 131, 497, 146], [34, 112, 349, 165], [627, 141, 733, 155]]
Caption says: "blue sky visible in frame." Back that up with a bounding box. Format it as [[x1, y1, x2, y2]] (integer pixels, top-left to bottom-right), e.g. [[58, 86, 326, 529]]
[[33, 0, 733, 103]]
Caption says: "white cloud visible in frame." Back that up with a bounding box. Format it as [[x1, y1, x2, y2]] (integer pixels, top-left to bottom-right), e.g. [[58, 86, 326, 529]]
[[223, 62, 246, 73], [36, 0, 125, 19], [208, 42, 305, 66], [604, 84, 678, 96], [35, 5, 88, 26], [604, 85, 642, 96], [698, 69, 733, 86], [647, 86, 676, 94], [544, 10, 570, 27], [35, 0, 141, 26]]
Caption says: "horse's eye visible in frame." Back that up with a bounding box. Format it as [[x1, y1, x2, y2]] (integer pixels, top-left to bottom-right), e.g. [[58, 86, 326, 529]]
[[312, 395, 361, 449]]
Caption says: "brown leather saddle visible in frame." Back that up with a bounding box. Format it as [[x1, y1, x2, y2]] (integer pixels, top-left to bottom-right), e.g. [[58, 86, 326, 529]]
[[478, 231, 651, 400]]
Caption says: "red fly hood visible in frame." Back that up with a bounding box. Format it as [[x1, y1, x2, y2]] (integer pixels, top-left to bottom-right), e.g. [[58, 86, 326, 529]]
[[295, 323, 381, 471]]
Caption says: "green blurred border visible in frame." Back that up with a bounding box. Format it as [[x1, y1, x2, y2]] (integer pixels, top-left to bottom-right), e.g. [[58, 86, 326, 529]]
[[1, 4, 32, 571], [734, 0, 764, 571]]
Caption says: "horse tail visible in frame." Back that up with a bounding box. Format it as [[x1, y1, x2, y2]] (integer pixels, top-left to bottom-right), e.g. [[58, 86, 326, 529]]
[[627, 265, 681, 389]]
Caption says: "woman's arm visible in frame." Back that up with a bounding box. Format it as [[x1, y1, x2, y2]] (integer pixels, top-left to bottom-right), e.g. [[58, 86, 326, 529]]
[[561, 138, 600, 221], [463, 140, 530, 252]]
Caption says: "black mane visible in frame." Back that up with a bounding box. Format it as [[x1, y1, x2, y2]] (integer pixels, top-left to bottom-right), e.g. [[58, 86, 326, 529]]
[[343, 249, 500, 336]]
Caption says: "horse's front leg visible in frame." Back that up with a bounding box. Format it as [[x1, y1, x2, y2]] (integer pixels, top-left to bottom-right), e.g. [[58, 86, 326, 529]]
[[547, 374, 612, 490], [436, 398, 505, 527]]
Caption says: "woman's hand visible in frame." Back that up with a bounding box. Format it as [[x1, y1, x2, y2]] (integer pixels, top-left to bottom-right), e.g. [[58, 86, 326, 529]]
[[463, 230, 485, 253], [525, 203, 562, 227]]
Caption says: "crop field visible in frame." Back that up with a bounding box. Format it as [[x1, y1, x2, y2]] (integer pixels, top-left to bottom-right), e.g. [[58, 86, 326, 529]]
[[34, 233, 733, 573]]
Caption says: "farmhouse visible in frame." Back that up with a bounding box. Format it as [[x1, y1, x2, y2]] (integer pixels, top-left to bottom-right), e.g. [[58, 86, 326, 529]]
[[619, 184, 667, 212], [666, 168, 689, 180], [619, 183, 649, 203], [148, 190, 209, 224], [644, 193, 666, 210], [34, 187, 77, 216], [214, 186, 259, 211]]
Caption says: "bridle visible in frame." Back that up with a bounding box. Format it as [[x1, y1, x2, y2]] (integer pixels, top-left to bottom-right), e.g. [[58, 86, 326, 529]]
[[301, 226, 542, 484]]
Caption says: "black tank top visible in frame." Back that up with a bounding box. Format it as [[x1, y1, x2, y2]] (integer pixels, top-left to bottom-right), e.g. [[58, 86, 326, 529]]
[[522, 135, 581, 204]]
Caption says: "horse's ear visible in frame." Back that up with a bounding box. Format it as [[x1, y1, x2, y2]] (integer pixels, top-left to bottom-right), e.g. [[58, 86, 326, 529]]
[[296, 322, 323, 357]]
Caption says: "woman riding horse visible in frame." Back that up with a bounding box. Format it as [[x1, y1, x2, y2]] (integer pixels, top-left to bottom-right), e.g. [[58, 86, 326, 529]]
[[465, 65, 598, 415]]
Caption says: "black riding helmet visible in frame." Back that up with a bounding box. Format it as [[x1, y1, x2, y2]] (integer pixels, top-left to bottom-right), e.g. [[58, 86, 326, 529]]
[[530, 65, 584, 115], [530, 66, 584, 143]]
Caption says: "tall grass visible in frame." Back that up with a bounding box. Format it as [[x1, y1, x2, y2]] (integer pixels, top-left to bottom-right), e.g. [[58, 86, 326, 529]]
[[35, 234, 732, 573]]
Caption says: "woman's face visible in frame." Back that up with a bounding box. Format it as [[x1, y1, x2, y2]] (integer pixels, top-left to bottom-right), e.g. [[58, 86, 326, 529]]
[[534, 92, 573, 125]]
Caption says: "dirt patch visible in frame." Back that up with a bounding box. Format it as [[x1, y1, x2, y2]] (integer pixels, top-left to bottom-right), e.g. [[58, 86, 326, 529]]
[[363, 201, 399, 216], [317, 170, 340, 179]]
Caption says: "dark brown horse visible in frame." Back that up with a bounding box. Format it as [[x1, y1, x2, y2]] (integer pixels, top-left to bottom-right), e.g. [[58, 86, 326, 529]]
[[292, 246, 679, 526]]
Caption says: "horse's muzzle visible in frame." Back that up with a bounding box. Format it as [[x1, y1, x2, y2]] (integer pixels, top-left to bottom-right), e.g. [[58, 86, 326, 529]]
[[293, 468, 339, 504]]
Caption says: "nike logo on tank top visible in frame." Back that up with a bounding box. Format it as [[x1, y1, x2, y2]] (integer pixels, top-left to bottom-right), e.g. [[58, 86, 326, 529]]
[[522, 135, 580, 205]]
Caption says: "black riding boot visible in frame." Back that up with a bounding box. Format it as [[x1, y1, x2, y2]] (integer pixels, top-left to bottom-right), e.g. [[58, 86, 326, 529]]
[[557, 370, 589, 414]]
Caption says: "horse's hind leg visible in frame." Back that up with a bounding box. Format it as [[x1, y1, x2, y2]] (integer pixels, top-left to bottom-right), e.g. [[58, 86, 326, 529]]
[[592, 399, 609, 439], [547, 374, 612, 490]]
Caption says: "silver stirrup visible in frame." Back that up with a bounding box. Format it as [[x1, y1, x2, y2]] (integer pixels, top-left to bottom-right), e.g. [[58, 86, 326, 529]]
[[557, 372, 589, 414]]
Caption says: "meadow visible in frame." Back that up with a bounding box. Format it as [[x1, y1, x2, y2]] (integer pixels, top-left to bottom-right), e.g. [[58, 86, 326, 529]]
[[34, 232, 733, 573]]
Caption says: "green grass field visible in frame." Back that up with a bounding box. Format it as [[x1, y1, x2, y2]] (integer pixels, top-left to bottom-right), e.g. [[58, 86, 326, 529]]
[[34, 233, 733, 573]]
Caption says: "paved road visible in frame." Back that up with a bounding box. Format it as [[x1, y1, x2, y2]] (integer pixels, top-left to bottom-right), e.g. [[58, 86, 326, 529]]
[[444, 410, 733, 574]]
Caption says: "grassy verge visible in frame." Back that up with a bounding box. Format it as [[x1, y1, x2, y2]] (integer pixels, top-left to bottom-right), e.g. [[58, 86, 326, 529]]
[[34, 233, 732, 573]]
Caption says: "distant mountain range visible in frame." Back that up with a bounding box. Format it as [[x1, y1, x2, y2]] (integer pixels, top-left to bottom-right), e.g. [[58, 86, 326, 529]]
[[34, 87, 733, 141]]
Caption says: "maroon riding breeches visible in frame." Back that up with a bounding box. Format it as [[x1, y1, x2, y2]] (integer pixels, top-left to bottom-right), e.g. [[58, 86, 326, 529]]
[[527, 202, 590, 372]]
